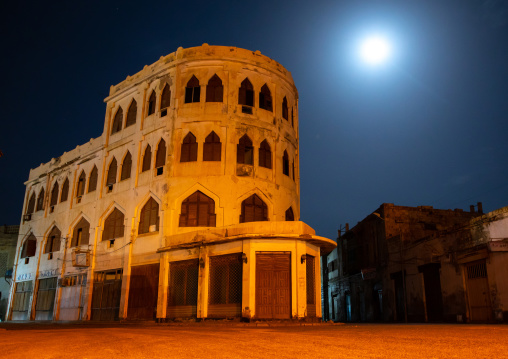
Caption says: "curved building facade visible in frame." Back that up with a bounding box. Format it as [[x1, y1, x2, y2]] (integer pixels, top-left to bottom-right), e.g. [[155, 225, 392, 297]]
[[8, 45, 335, 322]]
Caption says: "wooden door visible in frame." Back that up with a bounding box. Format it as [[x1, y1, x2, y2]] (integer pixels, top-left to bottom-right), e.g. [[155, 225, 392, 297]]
[[35, 277, 57, 320], [91, 269, 122, 321], [466, 260, 492, 322], [256, 253, 291, 319], [127, 263, 160, 320]]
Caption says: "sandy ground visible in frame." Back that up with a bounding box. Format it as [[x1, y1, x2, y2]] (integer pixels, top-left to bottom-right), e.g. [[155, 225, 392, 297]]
[[1, 322, 507, 359]]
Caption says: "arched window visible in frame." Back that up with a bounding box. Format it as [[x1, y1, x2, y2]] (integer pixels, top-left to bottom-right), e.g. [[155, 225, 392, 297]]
[[142, 145, 152, 172], [44, 226, 61, 254], [185, 75, 200, 103], [282, 97, 288, 120], [71, 217, 90, 247], [26, 193, 36, 214], [285, 207, 295, 221], [50, 182, 59, 207], [240, 194, 268, 223], [179, 191, 216, 227], [103, 208, 125, 241], [61, 178, 69, 202], [147, 90, 156, 115], [283, 151, 290, 176], [238, 78, 254, 107], [77, 171, 86, 197], [181, 132, 197, 162], [155, 139, 166, 170], [258, 140, 272, 169], [36, 188, 45, 211], [292, 161, 295, 180], [125, 100, 137, 128], [237, 135, 253, 165], [120, 152, 132, 181], [203, 131, 221, 161], [107, 158, 117, 185], [88, 167, 98, 193], [259, 84, 272, 111], [21, 234, 37, 258], [138, 198, 160, 234], [160, 84, 171, 110], [206, 74, 223, 102], [111, 107, 123, 134]]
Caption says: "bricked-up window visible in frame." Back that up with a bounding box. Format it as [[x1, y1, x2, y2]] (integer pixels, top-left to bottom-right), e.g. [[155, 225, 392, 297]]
[[26, 193, 36, 214], [36, 188, 45, 211], [179, 191, 216, 227], [238, 78, 254, 107], [258, 140, 272, 169], [61, 178, 69, 202], [88, 167, 98, 193], [21, 234, 37, 258], [240, 194, 268, 223], [155, 139, 166, 168], [120, 152, 132, 181], [44, 226, 61, 254], [285, 207, 295, 221], [168, 260, 198, 307], [103, 208, 124, 241], [180, 132, 197, 162], [306, 255, 316, 316], [147, 90, 156, 115], [107, 158, 117, 185], [283, 151, 290, 176], [206, 74, 223, 102], [125, 100, 137, 128], [185, 75, 200, 103], [142, 145, 152, 172], [138, 198, 159, 234], [282, 97, 288, 120], [160, 84, 171, 110], [209, 254, 242, 308], [77, 171, 86, 197], [259, 84, 272, 111], [50, 182, 59, 207], [111, 107, 123, 135], [237, 134, 253, 165], [71, 217, 90, 247], [203, 131, 221, 161]]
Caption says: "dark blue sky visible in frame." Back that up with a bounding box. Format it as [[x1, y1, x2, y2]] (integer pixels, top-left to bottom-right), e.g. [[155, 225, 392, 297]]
[[1, 1, 508, 240]]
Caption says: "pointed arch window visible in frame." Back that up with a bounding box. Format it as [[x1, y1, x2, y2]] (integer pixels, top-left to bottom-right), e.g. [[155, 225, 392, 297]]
[[185, 75, 200, 103], [203, 131, 221, 161], [259, 84, 272, 111], [139, 197, 160, 234], [237, 135, 253, 165], [181, 132, 197, 162], [77, 171, 86, 197], [71, 217, 90, 247], [103, 208, 125, 241], [26, 193, 36, 214], [179, 191, 216, 227], [285, 207, 295, 221], [50, 182, 59, 207], [282, 97, 288, 120], [61, 178, 69, 202], [120, 152, 132, 181], [36, 188, 45, 211], [125, 100, 137, 128], [283, 151, 290, 176], [160, 84, 171, 110], [107, 158, 117, 185], [155, 139, 166, 170], [238, 78, 254, 107], [21, 234, 37, 258], [44, 226, 61, 254], [142, 145, 152, 172], [258, 140, 272, 169], [111, 107, 123, 134], [292, 161, 295, 180], [240, 194, 268, 223], [147, 90, 156, 115], [206, 74, 223, 102], [88, 167, 98, 193]]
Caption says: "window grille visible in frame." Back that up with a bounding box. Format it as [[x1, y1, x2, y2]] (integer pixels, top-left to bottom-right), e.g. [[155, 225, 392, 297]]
[[259, 84, 272, 111], [125, 100, 137, 128], [467, 261, 488, 279], [103, 208, 124, 241], [111, 107, 123, 134], [258, 140, 272, 169], [168, 260, 199, 307], [179, 191, 216, 227], [142, 145, 152, 172], [88, 167, 97, 193], [185, 76, 201, 103], [139, 198, 159, 234], [240, 194, 268, 223], [180, 132, 198, 162], [208, 254, 242, 317], [120, 152, 132, 181], [203, 131, 221, 161], [72, 217, 90, 247], [44, 226, 61, 254], [237, 135, 253, 165], [206, 74, 223, 102], [238, 78, 254, 107], [147, 91, 156, 115], [107, 158, 117, 185], [160, 84, 171, 110]]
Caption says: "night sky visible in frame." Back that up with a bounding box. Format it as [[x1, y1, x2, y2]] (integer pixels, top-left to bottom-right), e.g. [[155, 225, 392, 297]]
[[1, 1, 508, 240]]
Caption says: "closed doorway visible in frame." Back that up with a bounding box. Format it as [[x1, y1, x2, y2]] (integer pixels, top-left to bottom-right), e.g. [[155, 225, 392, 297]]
[[11, 280, 33, 320], [466, 260, 492, 322], [256, 252, 291, 319], [91, 269, 122, 321], [59, 273, 87, 320], [35, 277, 57, 320], [167, 259, 198, 318], [208, 254, 243, 317], [127, 263, 160, 320]]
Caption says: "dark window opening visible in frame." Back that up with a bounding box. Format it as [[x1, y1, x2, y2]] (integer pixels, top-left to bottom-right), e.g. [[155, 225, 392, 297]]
[[44, 226, 61, 254], [72, 218, 90, 247], [160, 84, 171, 110], [103, 208, 124, 242], [185, 75, 200, 103], [240, 194, 268, 223], [203, 131, 221, 161], [238, 78, 254, 107], [237, 135, 253, 165], [180, 132, 197, 162], [77, 171, 86, 198], [120, 152, 132, 181], [206, 74, 223, 102], [142, 145, 152, 172], [179, 191, 216, 227], [50, 182, 59, 207], [285, 207, 295, 221], [111, 107, 123, 135], [283, 151, 290, 176], [107, 158, 117, 185], [147, 91, 156, 115], [125, 100, 137, 128], [155, 139, 166, 169], [36, 189, 45, 212], [138, 198, 160, 234], [21, 234, 37, 258], [88, 167, 98, 193], [26, 193, 36, 214], [258, 140, 272, 169], [282, 97, 288, 120], [61, 178, 69, 202], [259, 84, 272, 111]]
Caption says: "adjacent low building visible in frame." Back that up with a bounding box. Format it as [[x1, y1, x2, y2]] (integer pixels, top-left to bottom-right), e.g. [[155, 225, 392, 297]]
[[0, 225, 19, 321], [7, 45, 335, 322]]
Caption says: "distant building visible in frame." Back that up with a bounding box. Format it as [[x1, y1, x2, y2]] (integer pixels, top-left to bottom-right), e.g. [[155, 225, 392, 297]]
[[7, 45, 335, 322], [0, 225, 19, 321]]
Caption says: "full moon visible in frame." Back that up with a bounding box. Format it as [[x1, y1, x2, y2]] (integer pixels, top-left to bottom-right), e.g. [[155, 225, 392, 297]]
[[359, 35, 392, 65]]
